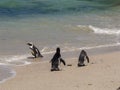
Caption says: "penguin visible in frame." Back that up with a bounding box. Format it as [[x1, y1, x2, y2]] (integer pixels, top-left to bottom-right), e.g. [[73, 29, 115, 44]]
[[78, 50, 89, 67], [27, 42, 43, 58], [50, 47, 66, 71]]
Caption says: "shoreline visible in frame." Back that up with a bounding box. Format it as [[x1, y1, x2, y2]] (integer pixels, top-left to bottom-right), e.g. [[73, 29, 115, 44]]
[[0, 51, 120, 90], [0, 65, 16, 84]]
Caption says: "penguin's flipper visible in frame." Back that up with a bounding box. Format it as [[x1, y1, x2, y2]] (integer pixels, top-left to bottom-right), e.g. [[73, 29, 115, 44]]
[[60, 58, 66, 66], [31, 51, 36, 58]]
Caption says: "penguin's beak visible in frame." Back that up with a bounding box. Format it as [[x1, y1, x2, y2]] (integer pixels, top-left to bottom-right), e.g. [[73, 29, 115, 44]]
[[27, 43, 32, 46]]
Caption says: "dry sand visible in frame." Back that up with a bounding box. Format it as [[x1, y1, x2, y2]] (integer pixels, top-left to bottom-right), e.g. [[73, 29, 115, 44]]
[[0, 51, 120, 90]]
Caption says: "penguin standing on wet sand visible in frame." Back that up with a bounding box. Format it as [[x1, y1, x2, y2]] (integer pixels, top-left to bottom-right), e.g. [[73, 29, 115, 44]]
[[27, 42, 43, 58], [78, 50, 89, 67], [50, 47, 66, 71]]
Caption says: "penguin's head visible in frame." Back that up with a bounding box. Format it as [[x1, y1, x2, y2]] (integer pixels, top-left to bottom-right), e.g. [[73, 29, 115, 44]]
[[27, 42, 33, 46], [56, 47, 60, 53]]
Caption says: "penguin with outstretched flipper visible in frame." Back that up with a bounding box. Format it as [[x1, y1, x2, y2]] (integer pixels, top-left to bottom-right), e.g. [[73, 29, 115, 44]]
[[50, 47, 65, 71], [27, 42, 43, 58]]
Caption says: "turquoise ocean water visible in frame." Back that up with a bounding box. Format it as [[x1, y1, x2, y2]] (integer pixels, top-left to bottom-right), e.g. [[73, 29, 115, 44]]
[[0, 0, 120, 83]]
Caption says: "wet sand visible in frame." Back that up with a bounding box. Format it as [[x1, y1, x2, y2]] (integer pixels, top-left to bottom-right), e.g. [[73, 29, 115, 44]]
[[0, 51, 120, 90]]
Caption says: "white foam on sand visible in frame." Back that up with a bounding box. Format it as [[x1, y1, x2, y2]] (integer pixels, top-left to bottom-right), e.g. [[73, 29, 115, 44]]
[[0, 54, 31, 66], [42, 43, 120, 55]]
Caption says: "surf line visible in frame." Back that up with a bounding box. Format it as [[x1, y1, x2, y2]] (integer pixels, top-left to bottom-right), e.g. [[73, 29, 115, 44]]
[[42, 43, 120, 55]]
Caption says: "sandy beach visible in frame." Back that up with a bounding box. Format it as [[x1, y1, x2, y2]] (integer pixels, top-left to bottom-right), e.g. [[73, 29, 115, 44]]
[[0, 51, 120, 90], [0, 0, 120, 90]]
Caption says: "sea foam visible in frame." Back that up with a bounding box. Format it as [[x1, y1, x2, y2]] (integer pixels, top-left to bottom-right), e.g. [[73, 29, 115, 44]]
[[0, 54, 31, 66], [89, 25, 120, 35], [77, 25, 120, 35]]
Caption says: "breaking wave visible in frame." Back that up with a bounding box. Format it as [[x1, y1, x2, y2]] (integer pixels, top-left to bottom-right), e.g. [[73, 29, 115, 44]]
[[77, 25, 120, 35], [89, 25, 120, 35]]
